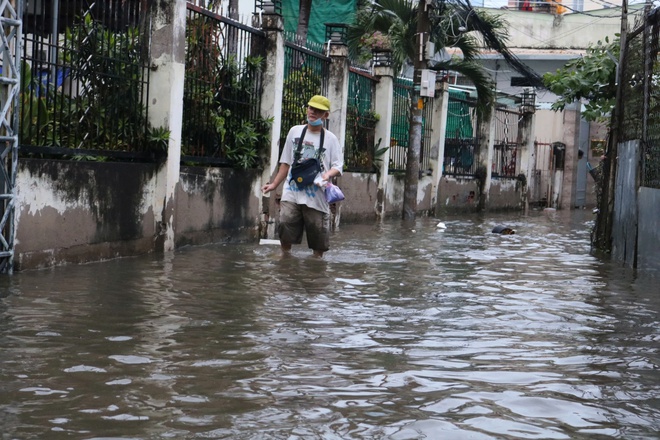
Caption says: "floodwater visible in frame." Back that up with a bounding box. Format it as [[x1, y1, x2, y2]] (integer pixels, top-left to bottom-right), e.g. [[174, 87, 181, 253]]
[[1, 210, 659, 440]]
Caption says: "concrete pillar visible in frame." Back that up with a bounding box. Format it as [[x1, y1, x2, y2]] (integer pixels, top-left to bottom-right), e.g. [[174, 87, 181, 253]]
[[560, 103, 581, 210], [326, 43, 349, 153], [326, 40, 349, 229], [519, 113, 537, 215], [430, 81, 449, 213], [256, 11, 285, 239], [148, 0, 187, 252], [372, 58, 394, 220], [477, 101, 496, 211], [518, 96, 536, 215]]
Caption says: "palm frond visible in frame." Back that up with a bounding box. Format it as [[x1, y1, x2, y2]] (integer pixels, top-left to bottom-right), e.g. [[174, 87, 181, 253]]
[[433, 59, 495, 117], [457, 0, 545, 88]]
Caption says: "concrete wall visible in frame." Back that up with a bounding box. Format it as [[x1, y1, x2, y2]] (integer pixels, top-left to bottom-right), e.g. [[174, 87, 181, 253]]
[[15, 160, 161, 271], [436, 177, 480, 213], [336, 172, 379, 223], [14, 160, 266, 271], [491, 8, 624, 50], [174, 167, 262, 247], [610, 141, 660, 274], [638, 187, 660, 274], [435, 176, 522, 214], [612, 141, 639, 268], [531, 108, 601, 209]]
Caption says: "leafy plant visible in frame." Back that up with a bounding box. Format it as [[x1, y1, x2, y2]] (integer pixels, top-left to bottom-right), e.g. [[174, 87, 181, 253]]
[[19, 61, 52, 145], [147, 127, 171, 160], [372, 137, 390, 176], [224, 118, 273, 169], [183, 14, 271, 169], [21, 11, 165, 159], [345, 106, 380, 171], [282, 66, 324, 126], [543, 37, 618, 122]]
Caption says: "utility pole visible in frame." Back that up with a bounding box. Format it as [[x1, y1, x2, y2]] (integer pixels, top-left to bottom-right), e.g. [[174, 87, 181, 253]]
[[402, 0, 434, 221], [594, 0, 627, 251]]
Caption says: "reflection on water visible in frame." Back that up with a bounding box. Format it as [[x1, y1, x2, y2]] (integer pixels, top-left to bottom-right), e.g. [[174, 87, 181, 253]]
[[1, 210, 659, 439]]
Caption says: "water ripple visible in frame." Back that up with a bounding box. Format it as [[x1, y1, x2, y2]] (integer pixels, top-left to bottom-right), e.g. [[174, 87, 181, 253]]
[[1, 211, 658, 439]]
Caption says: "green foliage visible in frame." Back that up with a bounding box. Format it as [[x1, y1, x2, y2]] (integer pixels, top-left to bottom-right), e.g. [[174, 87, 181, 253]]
[[347, 0, 502, 113], [64, 12, 150, 150], [282, 66, 324, 125], [20, 12, 166, 158], [543, 37, 618, 122], [19, 61, 52, 144], [183, 13, 271, 169], [147, 127, 172, 153], [345, 107, 380, 170], [224, 118, 274, 169], [373, 138, 389, 175]]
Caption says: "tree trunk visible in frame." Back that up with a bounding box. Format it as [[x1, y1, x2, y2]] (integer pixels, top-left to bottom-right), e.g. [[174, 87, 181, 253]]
[[227, 0, 240, 56], [228, 0, 239, 19], [403, 106, 423, 220], [297, 0, 313, 45], [402, 2, 430, 221]]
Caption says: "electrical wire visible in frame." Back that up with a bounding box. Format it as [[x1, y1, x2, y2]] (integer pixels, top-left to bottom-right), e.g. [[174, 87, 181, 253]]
[[544, 0, 627, 17]]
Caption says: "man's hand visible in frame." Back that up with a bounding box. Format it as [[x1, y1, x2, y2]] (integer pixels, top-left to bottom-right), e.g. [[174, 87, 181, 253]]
[[262, 182, 277, 193]]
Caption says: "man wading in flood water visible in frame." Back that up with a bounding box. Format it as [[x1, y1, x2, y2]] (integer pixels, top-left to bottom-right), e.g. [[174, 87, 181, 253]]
[[261, 95, 344, 258]]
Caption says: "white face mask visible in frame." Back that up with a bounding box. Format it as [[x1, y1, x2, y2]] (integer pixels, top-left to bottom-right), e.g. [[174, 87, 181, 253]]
[[307, 118, 323, 126]]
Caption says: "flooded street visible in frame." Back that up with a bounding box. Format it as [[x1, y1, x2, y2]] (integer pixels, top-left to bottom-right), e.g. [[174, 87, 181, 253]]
[[1, 210, 659, 439]]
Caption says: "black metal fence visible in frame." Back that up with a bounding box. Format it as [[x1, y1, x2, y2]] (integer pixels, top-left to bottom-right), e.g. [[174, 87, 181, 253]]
[[389, 77, 434, 174], [420, 96, 434, 175], [345, 67, 378, 172], [443, 90, 478, 177], [183, 3, 267, 167], [280, 39, 330, 156], [630, 9, 660, 189], [492, 107, 521, 178], [20, 0, 152, 159], [389, 77, 412, 172]]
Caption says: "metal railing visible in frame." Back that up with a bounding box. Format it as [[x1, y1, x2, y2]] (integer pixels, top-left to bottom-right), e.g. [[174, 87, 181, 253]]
[[420, 96, 434, 175], [345, 67, 378, 172], [443, 90, 478, 177], [492, 107, 521, 178], [389, 77, 434, 174], [183, 3, 267, 166], [638, 9, 660, 189], [20, 0, 151, 159], [390, 77, 412, 172]]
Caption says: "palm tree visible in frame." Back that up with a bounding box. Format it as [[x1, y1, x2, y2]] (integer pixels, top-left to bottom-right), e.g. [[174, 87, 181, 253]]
[[348, 0, 543, 112]]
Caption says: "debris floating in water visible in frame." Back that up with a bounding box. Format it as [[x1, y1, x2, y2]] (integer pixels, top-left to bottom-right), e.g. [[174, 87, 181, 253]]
[[259, 239, 281, 245], [492, 225, 515, 235], [436, 222, 447, 229]]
